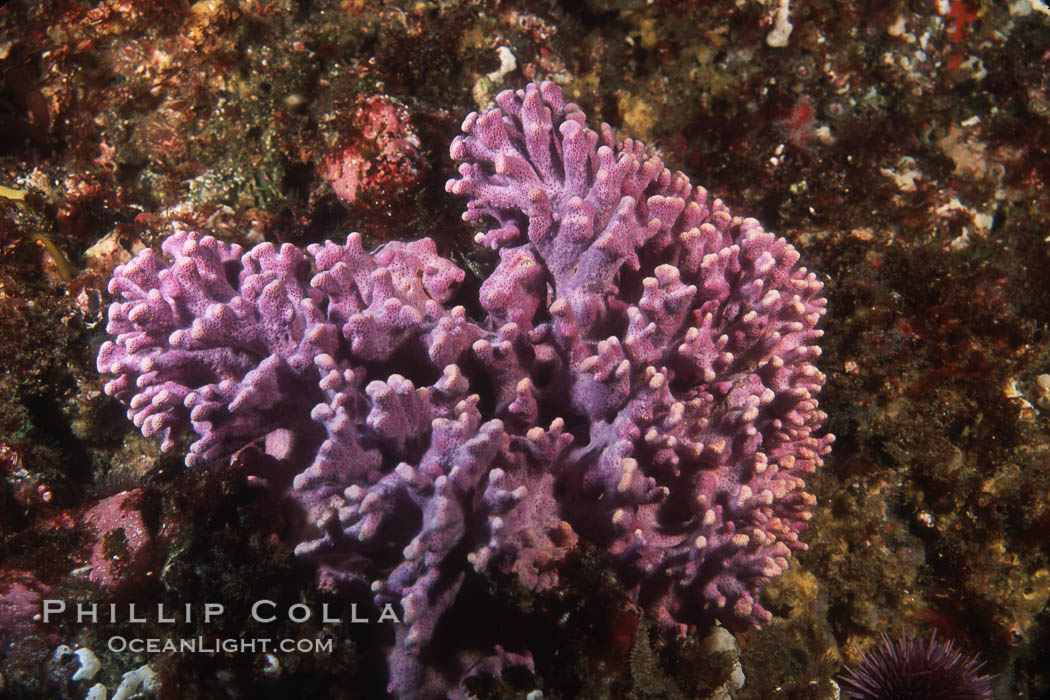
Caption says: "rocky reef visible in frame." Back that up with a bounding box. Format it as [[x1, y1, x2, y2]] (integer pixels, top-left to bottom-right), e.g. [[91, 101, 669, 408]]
[[2, 0, 1050, 698]]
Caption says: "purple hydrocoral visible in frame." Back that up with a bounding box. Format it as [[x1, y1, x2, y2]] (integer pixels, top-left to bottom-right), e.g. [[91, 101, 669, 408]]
[[98, 228, 575, 698], [447, 81, 833, 628], [97, 231, 336, 464], [97, 81, 832, 697]]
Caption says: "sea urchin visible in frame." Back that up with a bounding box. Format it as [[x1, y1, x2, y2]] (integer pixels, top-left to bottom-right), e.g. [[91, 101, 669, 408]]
[[839, 632, 993, 700]]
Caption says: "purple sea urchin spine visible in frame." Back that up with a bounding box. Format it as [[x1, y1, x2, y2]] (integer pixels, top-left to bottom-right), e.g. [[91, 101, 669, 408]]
[[839, 632, 994, 700]]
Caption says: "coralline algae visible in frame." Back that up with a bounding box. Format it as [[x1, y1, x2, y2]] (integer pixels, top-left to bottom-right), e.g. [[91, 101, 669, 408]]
[[97, 81, 832, 697]]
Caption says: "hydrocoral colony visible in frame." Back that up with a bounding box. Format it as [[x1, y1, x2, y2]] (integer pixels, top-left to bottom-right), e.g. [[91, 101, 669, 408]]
[[97, 82, 832, 696]]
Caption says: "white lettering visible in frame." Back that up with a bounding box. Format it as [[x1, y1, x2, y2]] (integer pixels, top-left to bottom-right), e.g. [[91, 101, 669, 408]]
[[321, 603, 341, 624], [77, 604, 97, 624], [252, 599, 277, 623], [378, 604, 400, 623], [41, 600, 65, 623], [288, 603, 310, 623], [204, 603, 224, 623]]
